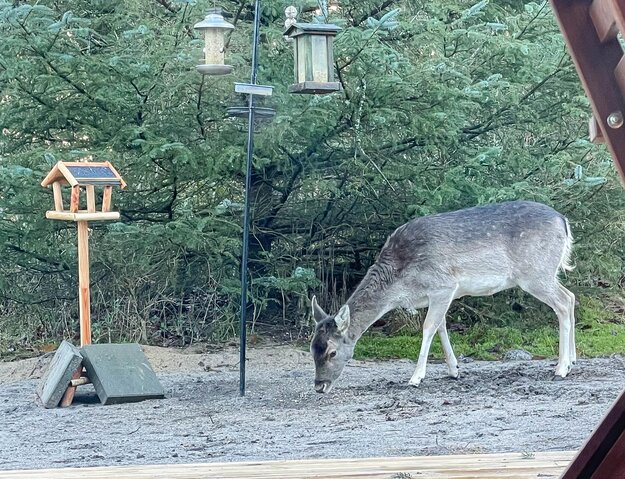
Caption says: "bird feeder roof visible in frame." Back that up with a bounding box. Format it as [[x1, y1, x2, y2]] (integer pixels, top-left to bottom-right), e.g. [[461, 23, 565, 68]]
[[41, 161, 127, 188], [194, 8, 235, 31], [284, 22, 341, 37]]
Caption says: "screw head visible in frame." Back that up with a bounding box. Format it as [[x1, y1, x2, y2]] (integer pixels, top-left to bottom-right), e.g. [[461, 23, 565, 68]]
[[607, 111, 624, 129]]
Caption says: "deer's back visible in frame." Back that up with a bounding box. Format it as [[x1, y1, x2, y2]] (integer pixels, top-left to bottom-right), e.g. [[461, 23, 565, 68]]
[[378, 201, 570, 299]]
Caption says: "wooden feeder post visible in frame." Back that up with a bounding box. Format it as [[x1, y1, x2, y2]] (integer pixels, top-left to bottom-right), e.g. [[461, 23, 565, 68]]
[[41, 161, 126, 347], [77, 220, 90, 346]]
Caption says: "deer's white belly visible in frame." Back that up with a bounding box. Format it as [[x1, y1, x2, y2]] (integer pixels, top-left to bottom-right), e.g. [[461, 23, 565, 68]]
[[455, 275, 514, 298]]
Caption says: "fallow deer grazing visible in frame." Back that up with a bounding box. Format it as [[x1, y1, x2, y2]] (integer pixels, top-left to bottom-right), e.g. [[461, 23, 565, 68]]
[[310, 200, 575, 393]]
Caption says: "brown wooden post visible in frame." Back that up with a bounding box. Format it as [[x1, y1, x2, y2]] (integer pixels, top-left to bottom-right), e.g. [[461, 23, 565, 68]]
[[70, 185, 80, 213], [102, 186, 112, 212], [86, 185, 96, 213], [52, 182, 64, 212], [77, 221, 91, 346], [59, 366, 83, 408]]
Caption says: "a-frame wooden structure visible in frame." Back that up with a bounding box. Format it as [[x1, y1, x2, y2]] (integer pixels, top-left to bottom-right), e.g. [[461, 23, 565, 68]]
[[551, 0, 625, 183], [550, 0, 625, 477]]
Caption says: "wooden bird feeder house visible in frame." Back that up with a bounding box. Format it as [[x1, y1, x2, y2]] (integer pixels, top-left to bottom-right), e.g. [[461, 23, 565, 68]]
[[41, 161, 126, 347], [284, 23, 342, 94]]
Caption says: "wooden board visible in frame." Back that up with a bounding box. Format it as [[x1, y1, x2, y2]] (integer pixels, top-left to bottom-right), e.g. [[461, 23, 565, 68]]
[[45, 211, 120, 222], [560, 389, 625, 478], [0, 451, 575, 479]]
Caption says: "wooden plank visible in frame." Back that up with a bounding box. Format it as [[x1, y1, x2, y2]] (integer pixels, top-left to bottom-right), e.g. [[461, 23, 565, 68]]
[[550, 0, 625, 185], [59, 366, 82, 408], [46, 211, 120, 222], [589, 116, 605, 143], [561, 389, 625, 478], [69, 185, 80, 213], [102, 186, 112, 212], [589, 428, 625, 478], [57, 162, 79, 187], [52, 182, 64, 212], [61, 161, 110, 167], [86, 185, 96, 213], [589, 0, 617, 42], [77, 220, 91, 347], [104, 161, 127, 189], [610, 0, 625, 38], [0, 451, 575, 479], [615, 55, 625, 99]]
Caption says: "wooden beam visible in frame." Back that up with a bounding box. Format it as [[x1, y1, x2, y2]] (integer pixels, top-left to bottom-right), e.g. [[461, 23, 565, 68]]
[[0, 451, 575, 479], [561, 389, 625, 478], [69, 186, 80, 213], [45, 211, 120, 222], [615, 56, 625, 99], [57, 162, 79, 187], [86, 185, 96, 213], [589, 116, 605, 143], [104, 161, 127, 189], [102, 186, 112, 213], [550, 0, 625, 186], [610, 0, 625, 38], [70, 376, 91, 387], [589, 0, 617, 43], [77, 221, 91, 347], [59, 366, 82, 408], [52, 182, 64, 212]]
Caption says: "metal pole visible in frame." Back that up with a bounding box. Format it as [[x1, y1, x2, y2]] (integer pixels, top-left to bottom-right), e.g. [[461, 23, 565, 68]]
[[240, 0, 262, 397]]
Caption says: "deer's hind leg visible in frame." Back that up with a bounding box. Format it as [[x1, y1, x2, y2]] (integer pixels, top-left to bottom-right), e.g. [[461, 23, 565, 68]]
[[559, 284, 576, 364], [409, 289, 456, 387], [438, 321, 459, 379], [519, 281, 574, 378]]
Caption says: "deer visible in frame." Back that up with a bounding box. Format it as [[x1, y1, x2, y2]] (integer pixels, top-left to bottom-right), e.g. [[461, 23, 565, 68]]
[[310, 200, 575, 393]]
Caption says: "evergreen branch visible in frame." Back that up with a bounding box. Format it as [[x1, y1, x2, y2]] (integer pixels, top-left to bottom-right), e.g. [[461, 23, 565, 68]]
[[5, 244, 70, 272], [15, 19, 112, 113], [353, 0, 398, 28], [154, 0, 180, 14]]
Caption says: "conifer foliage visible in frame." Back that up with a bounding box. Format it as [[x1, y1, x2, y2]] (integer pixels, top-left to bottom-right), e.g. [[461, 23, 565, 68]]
[[1, 1, 623, 348]]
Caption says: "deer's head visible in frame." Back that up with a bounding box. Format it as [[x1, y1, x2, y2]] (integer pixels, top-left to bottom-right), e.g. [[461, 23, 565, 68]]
[[309, 296, 355, 393]]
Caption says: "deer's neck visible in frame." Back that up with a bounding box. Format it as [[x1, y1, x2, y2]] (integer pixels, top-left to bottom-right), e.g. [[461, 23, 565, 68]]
[[345, 264, 397, 341]]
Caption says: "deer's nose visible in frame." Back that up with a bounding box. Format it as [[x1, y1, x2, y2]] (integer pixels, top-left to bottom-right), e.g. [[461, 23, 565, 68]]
[[315, 380, 330, 393]]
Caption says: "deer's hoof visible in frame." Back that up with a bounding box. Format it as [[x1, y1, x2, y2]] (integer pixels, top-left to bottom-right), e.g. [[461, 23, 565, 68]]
[[554, 362, 571, 379], [408, 377, 423, 387]]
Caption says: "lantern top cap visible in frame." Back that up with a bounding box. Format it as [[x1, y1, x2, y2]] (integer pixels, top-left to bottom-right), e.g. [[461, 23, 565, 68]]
[[41, 161, 126, 188], [194, 8, 235, 31], [284, 22, 341, 37]]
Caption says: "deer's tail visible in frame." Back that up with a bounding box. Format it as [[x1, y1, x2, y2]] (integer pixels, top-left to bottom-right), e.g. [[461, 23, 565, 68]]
[[559, 217, 574, 273]]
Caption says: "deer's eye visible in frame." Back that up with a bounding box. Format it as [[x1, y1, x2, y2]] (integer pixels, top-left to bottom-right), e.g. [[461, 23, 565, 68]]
[[328, 350, 337, 359]]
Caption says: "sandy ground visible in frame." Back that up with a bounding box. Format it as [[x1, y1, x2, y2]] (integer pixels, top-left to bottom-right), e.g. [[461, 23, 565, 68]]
[[0, 344, 623, 471]]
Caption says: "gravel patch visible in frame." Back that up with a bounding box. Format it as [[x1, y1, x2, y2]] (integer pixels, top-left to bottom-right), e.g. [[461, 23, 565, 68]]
[[0, 345, 623, 470]]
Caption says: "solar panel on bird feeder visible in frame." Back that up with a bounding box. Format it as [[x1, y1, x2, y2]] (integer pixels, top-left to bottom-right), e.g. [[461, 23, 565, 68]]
[[65, 165, 123, 187]]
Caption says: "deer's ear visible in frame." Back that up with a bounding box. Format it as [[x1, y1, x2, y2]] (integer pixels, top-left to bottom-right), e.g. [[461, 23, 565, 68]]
[[334, 305, 350, 335], [311, 296, 327, 324]]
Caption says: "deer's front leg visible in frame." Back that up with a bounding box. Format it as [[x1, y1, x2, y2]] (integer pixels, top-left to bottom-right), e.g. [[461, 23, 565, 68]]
[[409, 290, 456, 387]]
